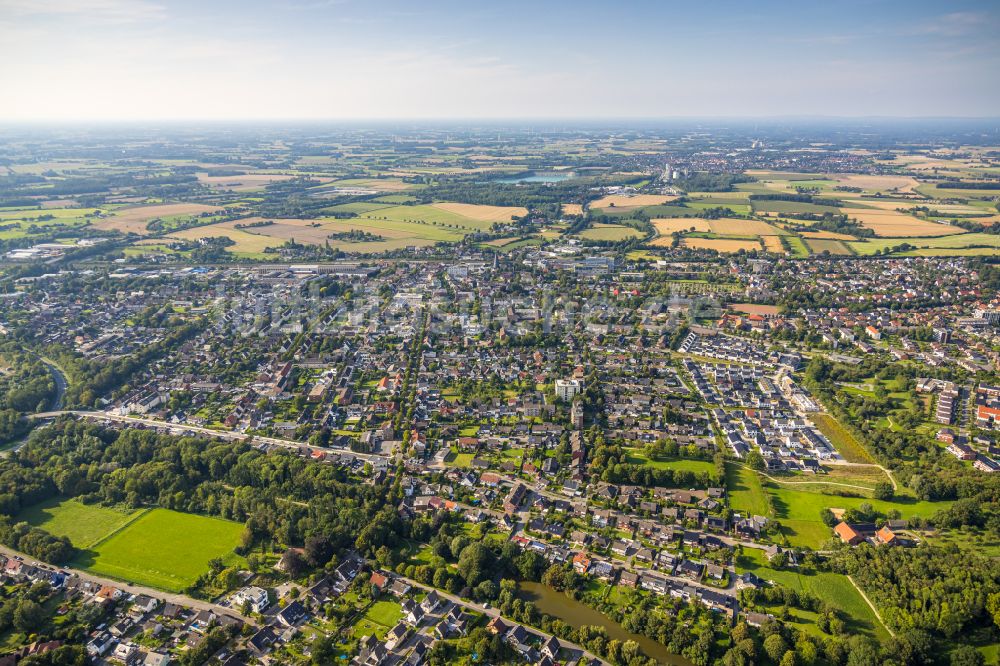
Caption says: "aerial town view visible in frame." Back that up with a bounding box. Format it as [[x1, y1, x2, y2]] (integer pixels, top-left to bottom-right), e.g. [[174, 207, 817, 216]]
[[1, 1, 999, 665]]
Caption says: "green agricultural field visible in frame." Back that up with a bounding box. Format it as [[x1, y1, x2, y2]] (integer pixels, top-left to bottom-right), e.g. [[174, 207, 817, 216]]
[[578, 224, 641, 241], [73, 508, 245, 592], [804, 238, 852, 255], [603, 205, 693, 218], [0, 207, 101, 221], [359, 203, 514, 232], [751, 200, 843, 215], [0, 208, 94, 240], [849, 233, 1000, 256], [783, 235, 811, 257], [319, 202, 395, 215], [916, 184, 1000, 199], [685, 201, 752, 215], [18, 498, 140, 549]]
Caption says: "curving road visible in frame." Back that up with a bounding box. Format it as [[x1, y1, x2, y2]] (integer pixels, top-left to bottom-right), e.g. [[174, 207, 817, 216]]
[[40, 357, 67, 412]]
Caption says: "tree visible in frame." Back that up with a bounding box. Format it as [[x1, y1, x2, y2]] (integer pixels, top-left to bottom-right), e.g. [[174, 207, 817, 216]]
[[873, 480, 894, 501], [14, 599, 44, 633], [746, 450, 765, 471], [305, 535, 334, 567], [950, 646, 985, 666], [311, 635, 336, 666], [845, 636, 879, 666], [456, 542, 490, 587], [764, 634, 788, 663]]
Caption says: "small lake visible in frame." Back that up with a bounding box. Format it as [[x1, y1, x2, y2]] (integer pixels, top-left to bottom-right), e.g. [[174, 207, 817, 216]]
[[518, 581, 693, 666], [495, 171, 574, 184]]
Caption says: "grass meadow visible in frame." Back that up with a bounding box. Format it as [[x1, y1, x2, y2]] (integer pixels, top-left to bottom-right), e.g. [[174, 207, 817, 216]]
[[19, 499, 244, 592], [17, 498, 138, 549], [736, 548, 889, 641]]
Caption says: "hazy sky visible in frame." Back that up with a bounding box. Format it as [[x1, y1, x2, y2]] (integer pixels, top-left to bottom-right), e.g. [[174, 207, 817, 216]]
[[2, 0, 999, 121]]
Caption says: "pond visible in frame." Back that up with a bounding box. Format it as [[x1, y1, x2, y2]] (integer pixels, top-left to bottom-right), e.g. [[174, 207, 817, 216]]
[[494, 171, 574, 183], [518, 581, 694, 666]]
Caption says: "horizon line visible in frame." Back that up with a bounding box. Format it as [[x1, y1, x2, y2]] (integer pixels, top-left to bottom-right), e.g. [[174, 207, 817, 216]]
[[2, 115, 1000, 126]]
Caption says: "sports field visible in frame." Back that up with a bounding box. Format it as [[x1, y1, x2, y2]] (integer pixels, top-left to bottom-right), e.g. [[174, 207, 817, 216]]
[[20, 499, 244, 592]]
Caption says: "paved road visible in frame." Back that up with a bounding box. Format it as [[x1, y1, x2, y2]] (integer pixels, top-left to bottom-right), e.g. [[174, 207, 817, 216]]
[[30, 410, 385, 465], [393, 573, 610, 666], [0, 543, 256, 625], [38, 357, 67, 412]]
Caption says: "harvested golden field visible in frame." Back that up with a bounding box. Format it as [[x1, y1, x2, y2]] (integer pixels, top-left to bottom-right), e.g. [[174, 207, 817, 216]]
[[801, 230, 857, 240], [884, 154, 974, 172], [167, 225, 276, 253], [708, 218, 784, 236], [94, 203, 223, 235], [846, 210, 963, 237], [430, 202, 528, 223], [761, 235, 785, 252], [832, 174, 920, 193], [683, 237, 761, 253], [196, 172, 298, 191], [590, 194, 678, 209], [966, 215, 1000, 225], [653, 218, 711, 235], [166, 214, 465, 256], [334, 178, 415, 191], [730, 303, 781, 317], [561, 203, 584, 216], [687, 191, 750, 200]]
